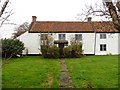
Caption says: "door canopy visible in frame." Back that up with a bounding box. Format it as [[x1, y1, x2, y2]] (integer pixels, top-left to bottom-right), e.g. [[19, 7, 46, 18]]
[[54, 40, 68, 44]]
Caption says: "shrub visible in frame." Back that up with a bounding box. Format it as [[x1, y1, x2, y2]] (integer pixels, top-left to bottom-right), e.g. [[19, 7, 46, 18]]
[[63, 46, 72, 58], [63, 42, 83, 58], [41, 45, 60, 58], [2, 38, 24, 58]]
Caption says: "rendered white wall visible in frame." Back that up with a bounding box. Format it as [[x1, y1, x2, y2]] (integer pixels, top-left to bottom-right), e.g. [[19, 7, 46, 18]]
[[54, 33, 95, 54], [95, 33, 119, 55], [17, 32, 40, 54], [17, 32, 119, 55]]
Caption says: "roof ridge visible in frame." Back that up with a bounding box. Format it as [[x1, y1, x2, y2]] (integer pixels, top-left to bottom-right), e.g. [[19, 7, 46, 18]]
[[35, 21, 113, 23], [35, 21, 86, 23]]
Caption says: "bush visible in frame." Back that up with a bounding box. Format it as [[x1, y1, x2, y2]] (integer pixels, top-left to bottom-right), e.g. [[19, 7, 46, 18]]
[[40, 41, 83, 58], [63, 42, 83, 58], [2, 38, 24, 58], [41, 45, 60, 58], [63, 46, 72, 58]]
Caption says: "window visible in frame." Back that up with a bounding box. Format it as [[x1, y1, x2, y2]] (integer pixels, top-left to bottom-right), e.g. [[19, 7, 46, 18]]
[[41, 34, 48, 40], [100, 34, 106, 39], [100, 44, 107, 51], [59, 34, 66, 40], [75, 34, 82, 41]]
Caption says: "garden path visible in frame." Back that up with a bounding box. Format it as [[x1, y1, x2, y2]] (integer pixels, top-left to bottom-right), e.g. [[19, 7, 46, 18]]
[[59, 58, 74, 88]]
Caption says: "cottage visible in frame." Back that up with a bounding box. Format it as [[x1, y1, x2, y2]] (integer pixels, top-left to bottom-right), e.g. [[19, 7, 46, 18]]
[[17, 16, 120, 55]]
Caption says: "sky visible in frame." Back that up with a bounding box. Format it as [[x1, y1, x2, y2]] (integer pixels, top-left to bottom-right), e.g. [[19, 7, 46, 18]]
[[0, 0, 103, 38]]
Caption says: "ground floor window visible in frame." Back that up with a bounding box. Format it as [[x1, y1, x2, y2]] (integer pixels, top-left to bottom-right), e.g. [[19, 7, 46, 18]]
[[100, 44, 107, 51]]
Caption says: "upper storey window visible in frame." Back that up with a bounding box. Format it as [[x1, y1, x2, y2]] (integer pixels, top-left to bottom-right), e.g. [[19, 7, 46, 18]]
[[59, 34, 66, 40], [100, 34, 106, 39]]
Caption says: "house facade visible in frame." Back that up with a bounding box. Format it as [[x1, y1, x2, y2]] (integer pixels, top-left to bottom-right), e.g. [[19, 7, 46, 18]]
[[17, 16, 120, 55]]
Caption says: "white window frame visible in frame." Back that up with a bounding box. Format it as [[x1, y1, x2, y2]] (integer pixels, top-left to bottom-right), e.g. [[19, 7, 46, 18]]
[[100, 44, 107, 51], [75, 34, 82, 41], [59, 34, 66, 40], [41, 34, 48, 40], [100, 34, 106, 39]]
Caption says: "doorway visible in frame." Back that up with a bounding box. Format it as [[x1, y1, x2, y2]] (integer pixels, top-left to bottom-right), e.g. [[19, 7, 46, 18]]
[[54, 40, 68, 58]]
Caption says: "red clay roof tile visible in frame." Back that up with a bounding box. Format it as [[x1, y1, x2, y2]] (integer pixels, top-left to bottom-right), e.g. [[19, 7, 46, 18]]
[[29, 21, 119, 33]]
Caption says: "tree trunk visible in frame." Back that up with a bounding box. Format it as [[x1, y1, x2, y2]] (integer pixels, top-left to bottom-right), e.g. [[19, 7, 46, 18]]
[[105, 1, 120, 31]]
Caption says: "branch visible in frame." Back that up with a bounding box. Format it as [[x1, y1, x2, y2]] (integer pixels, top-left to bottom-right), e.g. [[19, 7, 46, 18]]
[[78, 3, 111, 21], [0, 10, 14, 27], [0, 0, 9, 17]]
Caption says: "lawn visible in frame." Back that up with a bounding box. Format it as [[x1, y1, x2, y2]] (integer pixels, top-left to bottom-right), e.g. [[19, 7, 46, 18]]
[[2, 55, 118, 88], [65, 55, 118, 88], [2, 56, 60, 88]]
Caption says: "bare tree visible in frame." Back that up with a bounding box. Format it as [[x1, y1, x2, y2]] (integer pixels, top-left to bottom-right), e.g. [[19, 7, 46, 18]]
[[0, 0, 13, 27], [79, 0, 120, 31], [12, 22, 29, 38]]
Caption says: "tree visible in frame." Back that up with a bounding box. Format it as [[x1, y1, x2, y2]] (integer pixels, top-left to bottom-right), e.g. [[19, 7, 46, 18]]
[[104, 0, 120, 31], [12, 22, 29, 38], [0, 0, 13, 27], [79, 0, 120, 31]]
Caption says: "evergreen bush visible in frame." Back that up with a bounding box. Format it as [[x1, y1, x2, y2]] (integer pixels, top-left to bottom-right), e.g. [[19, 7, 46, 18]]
[[2, 38, 24, 58]]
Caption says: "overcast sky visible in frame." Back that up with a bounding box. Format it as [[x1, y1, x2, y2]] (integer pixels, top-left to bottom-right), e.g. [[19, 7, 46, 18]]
[[0, 0, 103, 38]]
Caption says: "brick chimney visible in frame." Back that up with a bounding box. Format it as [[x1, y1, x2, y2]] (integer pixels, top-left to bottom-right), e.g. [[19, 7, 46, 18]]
[[32, 16, 37, 22], [87, 17, 92, 22]]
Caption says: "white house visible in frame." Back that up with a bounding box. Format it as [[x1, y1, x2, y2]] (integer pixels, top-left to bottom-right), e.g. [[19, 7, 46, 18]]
[[17, 16, 120, 55]]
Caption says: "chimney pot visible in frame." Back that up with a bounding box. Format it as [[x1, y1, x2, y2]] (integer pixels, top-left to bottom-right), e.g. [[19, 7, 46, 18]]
[[32, 16, 37, 22], [87, 17, 92, 22]]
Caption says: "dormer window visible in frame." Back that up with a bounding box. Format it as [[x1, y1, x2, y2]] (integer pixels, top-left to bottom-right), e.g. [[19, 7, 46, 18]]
[[100, 34, 106, 39]]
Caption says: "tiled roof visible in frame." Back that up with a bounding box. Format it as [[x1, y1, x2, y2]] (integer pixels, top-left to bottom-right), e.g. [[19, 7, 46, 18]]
[[93, 22, 118, 32], [29, 21, 119, 33]]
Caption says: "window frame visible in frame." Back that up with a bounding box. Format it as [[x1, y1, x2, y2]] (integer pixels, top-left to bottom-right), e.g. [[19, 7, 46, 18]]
[[100, 34, 106, 39], [75, 34, 82, 41], [41, 34, 48, 40], [59, 34, 66, 40], [100, 44, 107, 51]]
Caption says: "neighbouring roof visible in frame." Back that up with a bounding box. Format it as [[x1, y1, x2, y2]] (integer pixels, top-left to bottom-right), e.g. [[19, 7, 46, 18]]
[[29, 21, 119, 33]]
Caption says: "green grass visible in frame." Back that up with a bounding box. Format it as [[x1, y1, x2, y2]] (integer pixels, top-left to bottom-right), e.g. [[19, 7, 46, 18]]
[[65, 55, 118, 88], [2, 55, 118, 88], [2, 56, 60, 88]]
